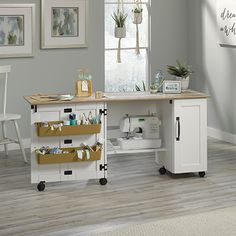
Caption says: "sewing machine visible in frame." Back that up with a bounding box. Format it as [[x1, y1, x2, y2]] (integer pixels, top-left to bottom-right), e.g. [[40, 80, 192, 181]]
[[118, 115, 162, 150]]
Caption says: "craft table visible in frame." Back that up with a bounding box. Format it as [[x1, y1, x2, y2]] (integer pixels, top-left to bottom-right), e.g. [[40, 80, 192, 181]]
[[24, 90, 209, 191]]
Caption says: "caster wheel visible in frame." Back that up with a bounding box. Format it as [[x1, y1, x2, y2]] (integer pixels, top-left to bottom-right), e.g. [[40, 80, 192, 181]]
[[199, 172, 206, 178], [37, 181, 45, 191], [159, 167, 167, 175], [99, 178, 108, 186]]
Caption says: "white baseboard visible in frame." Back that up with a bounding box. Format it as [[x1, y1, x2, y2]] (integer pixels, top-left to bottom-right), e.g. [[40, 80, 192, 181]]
[[208, 127, 236, 144], [0, 138, 30, 152]]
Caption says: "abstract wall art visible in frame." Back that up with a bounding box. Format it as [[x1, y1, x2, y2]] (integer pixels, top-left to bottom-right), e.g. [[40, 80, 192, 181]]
[[0, 4, 35, 58], [41, 0, 88, 49]]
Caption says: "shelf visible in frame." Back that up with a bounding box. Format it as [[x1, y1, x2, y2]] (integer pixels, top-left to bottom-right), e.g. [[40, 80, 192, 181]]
[[107, 147, 166, 155], [35, 121, 101, 137], [37, 147, 102, 164]]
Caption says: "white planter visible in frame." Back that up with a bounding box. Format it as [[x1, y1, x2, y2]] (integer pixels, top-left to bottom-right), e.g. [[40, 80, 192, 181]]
[[176, 76, 190, 90], [133, 12, 143, 24], [115, 27, 126, 38], [150, 88, 158, 94]]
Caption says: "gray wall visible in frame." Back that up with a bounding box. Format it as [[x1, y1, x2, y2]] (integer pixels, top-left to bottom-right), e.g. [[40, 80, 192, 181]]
[[0, 0, 188, 140], [0, 0, 105, 139], [151, 0, 188, 80], [188, 0, 236, 134]]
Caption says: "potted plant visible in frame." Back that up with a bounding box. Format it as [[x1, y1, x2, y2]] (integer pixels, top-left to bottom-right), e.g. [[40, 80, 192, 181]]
[[135, 81, 146, 91], [167, 60, 194, 90], [112, 12, 128, 38], [132, 6, 143, 54], [150, 83, 158, 94], [132, 6, 143, 24], [112, 11, 128, 63]]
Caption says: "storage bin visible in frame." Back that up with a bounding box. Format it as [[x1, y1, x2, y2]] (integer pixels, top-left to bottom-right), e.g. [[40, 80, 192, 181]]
[[37, 147, 102, 164], [35, 121, 101, 137], [76, 80, 92, 97]]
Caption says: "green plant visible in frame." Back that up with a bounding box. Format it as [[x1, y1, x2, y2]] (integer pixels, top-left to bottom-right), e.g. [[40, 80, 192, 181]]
[[135, 81, 146, 91], [132, 7, 143, 14], [150, 83, 158, 90], [167, 60, 193, 78], [111, 12, 128, 28]]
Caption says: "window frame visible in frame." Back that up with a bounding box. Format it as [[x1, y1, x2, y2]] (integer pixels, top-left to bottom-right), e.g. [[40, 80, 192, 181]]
[[104, 0, 151, 92]]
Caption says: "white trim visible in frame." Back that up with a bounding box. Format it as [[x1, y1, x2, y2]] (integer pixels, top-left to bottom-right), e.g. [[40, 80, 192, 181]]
[[0, 138, 30, 152], [208, 127, 236, 144]]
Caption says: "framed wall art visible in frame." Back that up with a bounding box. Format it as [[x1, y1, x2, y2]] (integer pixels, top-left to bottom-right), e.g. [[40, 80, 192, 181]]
[[217, 0, 236, 45], [163, 80, 181, 94], [41, 0, 88, 49], [0, 4, 35, 58]]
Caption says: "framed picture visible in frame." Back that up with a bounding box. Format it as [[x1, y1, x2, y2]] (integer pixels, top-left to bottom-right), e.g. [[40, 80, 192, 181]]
[[217, 0, 236, 45], [0, 4, 35, 58], [41, 0, 88, 49], [163, 81, 182, 94]]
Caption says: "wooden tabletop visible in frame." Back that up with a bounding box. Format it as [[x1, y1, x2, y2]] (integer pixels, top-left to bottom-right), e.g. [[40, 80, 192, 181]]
[[24, 90, 209, 106]]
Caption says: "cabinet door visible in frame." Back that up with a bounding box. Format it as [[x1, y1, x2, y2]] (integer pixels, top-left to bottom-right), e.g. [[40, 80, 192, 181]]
[[31, 107, 61, 183], [173, 99, 207, 173]]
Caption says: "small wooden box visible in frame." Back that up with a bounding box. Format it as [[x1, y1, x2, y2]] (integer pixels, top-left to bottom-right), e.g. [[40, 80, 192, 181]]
[[35, 121, 101, 137], [37, 147, 102, 165], [76, 80, 92, 97]]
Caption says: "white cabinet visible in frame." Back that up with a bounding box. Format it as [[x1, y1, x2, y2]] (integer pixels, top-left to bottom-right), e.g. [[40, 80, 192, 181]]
[[161, 99, 207, 176], [30, 103, 107, 189], [25, 91, 208, 191]]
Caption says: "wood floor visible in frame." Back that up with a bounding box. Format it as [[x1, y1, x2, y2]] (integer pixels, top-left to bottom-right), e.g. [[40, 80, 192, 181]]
[[0, 138, 236, 236]]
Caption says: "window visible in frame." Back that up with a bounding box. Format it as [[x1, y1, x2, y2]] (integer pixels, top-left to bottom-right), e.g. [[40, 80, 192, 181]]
[[105, 0, 151, 92]]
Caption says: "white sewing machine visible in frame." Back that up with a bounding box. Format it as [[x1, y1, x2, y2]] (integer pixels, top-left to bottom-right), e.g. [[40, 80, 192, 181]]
[[117, 115, 162, 150]]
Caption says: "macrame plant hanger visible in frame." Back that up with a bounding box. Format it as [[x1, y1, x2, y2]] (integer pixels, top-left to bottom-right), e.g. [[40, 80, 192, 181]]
[[116, 0, 125, 63], [133, 0, 143, 55]]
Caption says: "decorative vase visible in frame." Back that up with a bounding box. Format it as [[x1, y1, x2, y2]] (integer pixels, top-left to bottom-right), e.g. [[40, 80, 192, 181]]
[[115, 27, 126, 38], [176, 76, 190, 90], [132, 12, 143, 24]]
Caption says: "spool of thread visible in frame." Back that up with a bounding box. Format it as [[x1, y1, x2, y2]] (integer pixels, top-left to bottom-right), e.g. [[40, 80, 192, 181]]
[[70, 119, 77, 126], [95, 91, 103, 99]]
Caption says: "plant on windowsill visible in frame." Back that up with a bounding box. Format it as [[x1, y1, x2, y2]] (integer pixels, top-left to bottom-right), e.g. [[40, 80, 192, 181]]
[[150, 83, 158, 94], [167, 60, 194, 90], [135, 81, 146, 92]]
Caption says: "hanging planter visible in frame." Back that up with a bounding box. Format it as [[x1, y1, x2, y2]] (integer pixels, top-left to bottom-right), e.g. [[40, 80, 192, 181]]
[[132, 8, 143, 24], [112, 12, 127, 38], [112, 11, 128, 63], [132, 3, 143, 55], [114, 26, 126, 38]]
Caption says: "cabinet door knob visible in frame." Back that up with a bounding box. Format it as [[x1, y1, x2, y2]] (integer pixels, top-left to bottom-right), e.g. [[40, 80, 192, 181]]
[[176, 117, 180, 141]]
